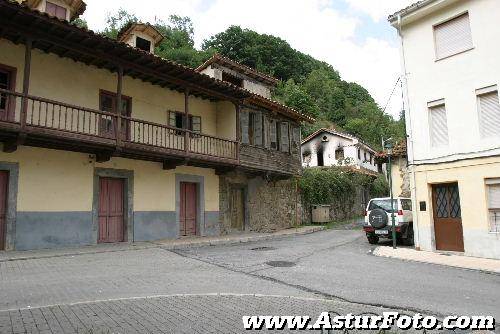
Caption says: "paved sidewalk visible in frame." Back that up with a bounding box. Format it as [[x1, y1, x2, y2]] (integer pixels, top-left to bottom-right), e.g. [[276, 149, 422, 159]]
[[373, 246, 500, 274], [0, 226, 324, 262]]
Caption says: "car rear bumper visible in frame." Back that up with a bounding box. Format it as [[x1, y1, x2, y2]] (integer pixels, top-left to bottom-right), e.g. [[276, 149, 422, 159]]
[[363, 223, 410, 237]]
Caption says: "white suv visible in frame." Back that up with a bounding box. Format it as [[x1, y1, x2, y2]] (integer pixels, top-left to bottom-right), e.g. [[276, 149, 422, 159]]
[[363, 197, 414, 245]]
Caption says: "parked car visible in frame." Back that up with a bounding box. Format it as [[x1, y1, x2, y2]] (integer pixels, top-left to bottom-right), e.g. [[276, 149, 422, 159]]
[[363, 197, 414, 245]]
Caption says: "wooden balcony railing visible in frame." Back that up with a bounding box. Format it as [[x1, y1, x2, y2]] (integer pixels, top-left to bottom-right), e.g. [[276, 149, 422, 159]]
[[0, 89, 239, 162]]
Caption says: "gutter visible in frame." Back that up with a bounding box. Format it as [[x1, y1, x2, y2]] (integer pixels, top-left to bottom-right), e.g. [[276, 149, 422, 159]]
[[388, 0, 439, 25]]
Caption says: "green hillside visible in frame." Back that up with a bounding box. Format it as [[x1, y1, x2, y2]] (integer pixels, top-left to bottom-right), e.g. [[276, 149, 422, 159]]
[[96, 11, 405, 149]]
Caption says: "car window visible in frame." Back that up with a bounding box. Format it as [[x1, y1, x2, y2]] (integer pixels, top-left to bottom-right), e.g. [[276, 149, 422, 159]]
[[368, 199, 398, 213], [401, 199, 412, 211]]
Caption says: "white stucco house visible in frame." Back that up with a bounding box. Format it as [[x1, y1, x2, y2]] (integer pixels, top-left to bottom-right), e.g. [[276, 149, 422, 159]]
[[390, 0, 500, 258], [301, 128, 385, 174]]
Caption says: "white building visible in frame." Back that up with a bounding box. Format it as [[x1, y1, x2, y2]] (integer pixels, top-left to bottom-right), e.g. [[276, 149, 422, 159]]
[[301, 129, 384, 174], [390, 0, 500, 258]]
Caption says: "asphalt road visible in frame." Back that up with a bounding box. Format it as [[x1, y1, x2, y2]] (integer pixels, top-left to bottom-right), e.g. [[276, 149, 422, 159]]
[[0, 229, 499, 333], [177, 229, 500, 319]]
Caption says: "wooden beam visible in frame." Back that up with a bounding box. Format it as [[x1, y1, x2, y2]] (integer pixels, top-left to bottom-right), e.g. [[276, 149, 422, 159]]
[[20, 37, 32, 130], [162, 160, 183, 170], [184, 88, 190, 154], [116, 66, 123, 148], [95, 152, 112, 163]]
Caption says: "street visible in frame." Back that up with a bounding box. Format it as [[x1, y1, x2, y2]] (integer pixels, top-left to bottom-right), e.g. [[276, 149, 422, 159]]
[[0, 229, 499, 333]]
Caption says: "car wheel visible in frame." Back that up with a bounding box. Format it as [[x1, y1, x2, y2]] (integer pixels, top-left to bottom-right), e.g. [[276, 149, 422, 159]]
[[402, 225, 414, 246], [367, 235, 379, 245]]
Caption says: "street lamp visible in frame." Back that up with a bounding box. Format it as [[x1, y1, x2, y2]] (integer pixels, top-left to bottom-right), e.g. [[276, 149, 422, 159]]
[[384, 139, 397, 249]]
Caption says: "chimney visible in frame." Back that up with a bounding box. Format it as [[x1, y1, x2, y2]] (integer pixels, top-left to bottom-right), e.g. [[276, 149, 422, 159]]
[[117, 23, 164, 54]]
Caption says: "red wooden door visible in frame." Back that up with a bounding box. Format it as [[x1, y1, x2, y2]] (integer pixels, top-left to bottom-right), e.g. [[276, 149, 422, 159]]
[[432, 183, 464, 252], [0, 67, 15, 122], [98, 177, 125, 243], [180, 182, 197, 236], [0, 171, 8, 250]]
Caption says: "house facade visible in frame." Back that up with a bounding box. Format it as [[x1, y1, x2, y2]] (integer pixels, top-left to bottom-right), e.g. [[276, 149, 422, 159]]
[[301, 128, 384, 174], [390, 0, 500, 258], [0, 0, 311, 251]]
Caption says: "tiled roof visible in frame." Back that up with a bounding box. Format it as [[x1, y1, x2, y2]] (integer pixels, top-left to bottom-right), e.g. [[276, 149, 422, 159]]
[[196, 53, 279, 86]]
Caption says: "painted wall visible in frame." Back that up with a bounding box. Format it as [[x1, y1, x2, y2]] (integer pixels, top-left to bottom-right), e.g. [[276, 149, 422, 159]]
[[0, 146, 220, 250], [401, 0, 500, 165], [0, 39, 234, 139], [301, 132, 381, 172], [413, 156, 500, 259]]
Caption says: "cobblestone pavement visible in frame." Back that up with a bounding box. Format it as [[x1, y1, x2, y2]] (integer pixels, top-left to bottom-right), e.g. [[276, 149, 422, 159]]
[[0, 294, 415, 334]]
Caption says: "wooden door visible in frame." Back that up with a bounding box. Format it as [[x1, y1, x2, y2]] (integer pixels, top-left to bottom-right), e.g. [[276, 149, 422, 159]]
[[99, 91, 131, 139], [98, 177, 125, 243], [432, 183, 464, 252], [180, 182, 197, 236], [230, 187, 245, 231], [0, 171, 8, 250]]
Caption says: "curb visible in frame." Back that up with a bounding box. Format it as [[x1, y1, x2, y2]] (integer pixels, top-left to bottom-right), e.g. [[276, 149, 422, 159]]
[[372, 247, 500, 275], [0, 226, 326, 262]]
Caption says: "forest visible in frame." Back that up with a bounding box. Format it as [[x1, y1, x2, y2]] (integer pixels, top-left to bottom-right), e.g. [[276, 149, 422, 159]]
[[75, 10, 405, 150]]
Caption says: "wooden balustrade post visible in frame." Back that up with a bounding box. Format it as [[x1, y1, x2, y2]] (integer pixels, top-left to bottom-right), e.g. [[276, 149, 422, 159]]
[[20, 38, 32, 131], [116, 66, 123, 147], [184, 88, 190, 154]]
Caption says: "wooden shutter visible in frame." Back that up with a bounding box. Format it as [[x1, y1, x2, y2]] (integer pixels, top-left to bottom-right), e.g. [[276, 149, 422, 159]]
[[254, 112, 263, 146], [434, 13, 473, 59], [291, 126, 301, 154], [240, 111, 249, 144], [269, 119, 277, 150], [479, 91, 500, 138], [263, 115, 270, 148], [280, 122, 290, 152], [168, 111, 176, 127], [429, 104, 449, 147], [191, 116, 201, 134]]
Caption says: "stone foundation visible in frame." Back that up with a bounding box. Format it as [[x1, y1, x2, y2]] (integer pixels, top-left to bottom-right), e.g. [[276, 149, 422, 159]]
[[219, 171, 302, 234]]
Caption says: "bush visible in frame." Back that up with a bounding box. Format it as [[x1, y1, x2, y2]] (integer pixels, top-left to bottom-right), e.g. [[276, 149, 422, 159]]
[[299, 167, 372, 206], [370, 174, 389, 198]]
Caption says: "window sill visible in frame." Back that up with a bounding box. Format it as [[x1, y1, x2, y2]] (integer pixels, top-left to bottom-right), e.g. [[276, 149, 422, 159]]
[[435, 47, 475, 62]]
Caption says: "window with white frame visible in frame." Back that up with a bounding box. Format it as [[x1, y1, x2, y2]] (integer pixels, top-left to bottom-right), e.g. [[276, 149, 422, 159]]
[[486, 179, 500, 233], [428, 101, 449, 147], [477, 86, 500, 138], [434, 12, 473, 60]]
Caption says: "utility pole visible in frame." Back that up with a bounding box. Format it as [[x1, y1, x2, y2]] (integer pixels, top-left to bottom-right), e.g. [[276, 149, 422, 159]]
[[384, 139, 397, 249]]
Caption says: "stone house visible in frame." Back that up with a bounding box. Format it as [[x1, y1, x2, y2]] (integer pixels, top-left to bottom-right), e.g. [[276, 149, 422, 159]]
[[0, 0, 312, 251]]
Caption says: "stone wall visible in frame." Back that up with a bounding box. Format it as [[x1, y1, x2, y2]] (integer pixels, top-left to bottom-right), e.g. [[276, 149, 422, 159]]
[[219, 171, 302, 234]]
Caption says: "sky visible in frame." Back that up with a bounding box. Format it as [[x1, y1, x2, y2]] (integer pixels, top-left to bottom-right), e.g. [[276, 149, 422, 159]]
[[81, 0, 416, 119]]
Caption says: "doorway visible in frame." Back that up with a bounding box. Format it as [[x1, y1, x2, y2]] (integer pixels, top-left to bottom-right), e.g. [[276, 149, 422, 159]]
[[0, 171, 8, 250], [432, 183, 464, 252], [180, 182, 197, 237], [98, 177, 125, 243], [230, 187, 245, 231]]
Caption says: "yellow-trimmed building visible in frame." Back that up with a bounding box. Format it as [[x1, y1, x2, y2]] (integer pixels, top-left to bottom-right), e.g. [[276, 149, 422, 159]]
[[0, 0, 312, 250], [390, 0, 500, 259]]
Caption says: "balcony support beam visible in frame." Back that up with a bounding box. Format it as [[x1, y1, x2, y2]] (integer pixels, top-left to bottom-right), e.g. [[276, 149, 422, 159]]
[[116, 66, 123, 148], [20, 38, 32, 131], [184, 89, 190, 154]]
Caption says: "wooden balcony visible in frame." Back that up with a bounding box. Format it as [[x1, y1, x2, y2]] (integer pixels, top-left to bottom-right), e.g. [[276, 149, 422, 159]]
[[0, 89, 239, 168]]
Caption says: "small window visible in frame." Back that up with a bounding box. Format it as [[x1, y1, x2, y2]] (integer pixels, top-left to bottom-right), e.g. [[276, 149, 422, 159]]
[[169, 111, 201, 134], [486, 179, 500, 233], [357, 149, 361, 160], [434, 13, 473, 60], [136, 37, 152, 52], [429, 103, 449, 147], [478, 90, 500, 138], [335, 147, 344, 160], [45, 1, 67, 20], [269, 119, 278, 150], [279, 122, 290, 153]]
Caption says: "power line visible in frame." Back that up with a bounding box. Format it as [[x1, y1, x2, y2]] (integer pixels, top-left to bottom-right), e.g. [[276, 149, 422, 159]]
[[382, 76, 401, 113]]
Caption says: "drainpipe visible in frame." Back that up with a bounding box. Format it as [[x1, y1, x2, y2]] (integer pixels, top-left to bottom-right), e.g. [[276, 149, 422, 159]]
[[397, 14, 421, 250]]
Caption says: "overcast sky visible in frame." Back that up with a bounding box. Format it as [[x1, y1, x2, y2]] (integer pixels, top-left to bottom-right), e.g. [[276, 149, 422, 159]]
[[82, 0, 416, 118]]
